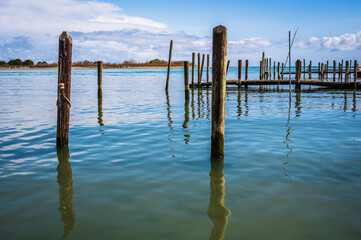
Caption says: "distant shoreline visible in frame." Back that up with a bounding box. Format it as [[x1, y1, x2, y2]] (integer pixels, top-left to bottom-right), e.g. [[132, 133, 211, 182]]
[[0, 66, 189, 70]]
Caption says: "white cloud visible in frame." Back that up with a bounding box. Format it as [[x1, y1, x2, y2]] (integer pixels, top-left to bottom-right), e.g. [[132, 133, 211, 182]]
[[0, 0, 273, 62], [295, 31, 361, 51]]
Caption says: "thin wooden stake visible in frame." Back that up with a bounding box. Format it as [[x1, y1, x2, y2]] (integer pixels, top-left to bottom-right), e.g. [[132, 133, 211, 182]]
[[354, 60, 358, 89], [192, 53, 195, 87], [184, 61, 189, 91], [333, 60, 336, 82], [309, 61, 312, 80], [200, 54, 205, 82], [226, 60, 230, 74], [238, 60, 242, 87], [211, 25, 227, 157], [198, 53, 201, 85], [345, 61, 349, 83], [245, 60, 249, 89], [97, 61, 103, 98], [165, 40, 173, 91], [57, 31, 72, 147], [207, 54, 210, 83]]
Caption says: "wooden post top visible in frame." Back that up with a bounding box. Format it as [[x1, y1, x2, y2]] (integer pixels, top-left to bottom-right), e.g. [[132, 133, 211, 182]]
[[59, 31, 72, 42]]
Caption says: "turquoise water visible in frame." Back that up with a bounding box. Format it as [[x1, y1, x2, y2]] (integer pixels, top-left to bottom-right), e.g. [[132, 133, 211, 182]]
[[0, 68, 361, 239]]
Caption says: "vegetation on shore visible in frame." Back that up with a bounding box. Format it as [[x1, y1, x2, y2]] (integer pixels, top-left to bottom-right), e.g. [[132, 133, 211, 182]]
[[0, 58, 186, 69]]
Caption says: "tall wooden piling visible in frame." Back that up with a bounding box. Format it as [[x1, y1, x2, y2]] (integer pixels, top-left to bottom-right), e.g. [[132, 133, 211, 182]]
[[345, 61, 349, 83], [97, 61, 103, 98], [326, 61, 329, 79], [354, 60, 358, 89], [57, 31, 72, 147], [277, 62, 280, 79], [273, 61, 276, 79], [321, 63, 324, 81], [309, 61, 312, 79], [333, 61, 336, 82], [198, 53, 201, 85], [245, 60, 249, 89], [238, 60, 242, 87], [184, 61, 189, 91], [211, 25, 227, 157], [192, 53, 195, 87], [295, 60, 301, 90], [303, 59, 306, 79], [200, 54, 205, 82], [281, 63, 284, 79], [261, 52, 265, 80], [207, 54, 210, 83], [340, 62, 343, 81], [165, 40, 173, 91]]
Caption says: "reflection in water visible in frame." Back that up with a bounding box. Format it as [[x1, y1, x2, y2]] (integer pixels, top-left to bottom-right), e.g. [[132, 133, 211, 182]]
[[165, 91, 174, 153], [208, 156, 231, 240], [244, 89, 249, 116], [282, 98, 293, 178], [352, 90, 357, 114], [191, 88, 196, 119], [197, 89, 202, 119], [237, 89, 242, 117], [206, 88, 211, 119], [343, 90, 347, 112], [98, 94, 104, 127], [183, 90, 190, 144], [295, 90, 302, 117], [56, 146, 76, 239]]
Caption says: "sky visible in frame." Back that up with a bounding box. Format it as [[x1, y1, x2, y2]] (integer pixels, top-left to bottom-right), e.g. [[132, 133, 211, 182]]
[[0, 0, 360, 66]]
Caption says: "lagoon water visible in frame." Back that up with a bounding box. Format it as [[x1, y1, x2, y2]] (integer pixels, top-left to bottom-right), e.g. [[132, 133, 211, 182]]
[[0, 68, 361, 239]]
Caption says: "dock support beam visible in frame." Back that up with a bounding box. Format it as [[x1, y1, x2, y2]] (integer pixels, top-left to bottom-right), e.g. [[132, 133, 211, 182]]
[[165, 40, 173, 91], [238, 60, 242, 88], [211, 25, 227, 157]]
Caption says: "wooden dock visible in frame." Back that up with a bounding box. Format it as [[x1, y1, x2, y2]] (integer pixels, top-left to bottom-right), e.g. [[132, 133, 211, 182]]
[[192, 79, 361, 89]]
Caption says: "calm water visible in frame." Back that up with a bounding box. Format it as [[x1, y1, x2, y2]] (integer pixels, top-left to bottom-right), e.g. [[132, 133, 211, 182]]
[[0, 67, 361, 240]]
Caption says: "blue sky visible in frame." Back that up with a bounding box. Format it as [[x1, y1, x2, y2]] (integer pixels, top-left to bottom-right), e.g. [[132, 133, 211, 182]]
[[0, 0, 360, 65]]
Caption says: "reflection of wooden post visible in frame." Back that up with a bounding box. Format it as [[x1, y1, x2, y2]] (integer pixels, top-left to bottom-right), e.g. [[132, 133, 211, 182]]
[[192, 53, 195, 87], [208, 156, 231, 240], [57, 146, 76, 239], [165, 40, 173, 91], [57, 32, 72, 147], [207, 54, 210, 83], [184, 61, 189, 91], [211, 25, 227, 157], [238, 60, 242, 87]]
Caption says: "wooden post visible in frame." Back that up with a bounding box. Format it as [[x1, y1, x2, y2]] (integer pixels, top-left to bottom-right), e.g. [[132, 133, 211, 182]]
[[57, 31, 72, 147], [184, 61, 189, 91], [277, 62, 280, 79], [200, 54, 205, 82], [295, 60, 301, 90], [340, 62, 343, 81], [245, 60, 249, 80], [211, 25, 227, 157], [333, 60, 336, 82], [97, 61, 103, 98], [309, 60, 312, 79], [192, 53, 195, 87], [281, 63, 284, 79], [303, 59, 306, 79], [238, 60, 242, 87], [198, 53, 201, 85], [354, 60, 358, 89], [345, 61, 349, 83], [321, 63, 324, 81], [207, 54, 210, 83], [259, 61, 262, 79], [245, 60, 249, 89], [226, 60, 230, 74], [273, 61, 276, 79], [261, 52, 265, 79], [326, 60, 329, 79], [318, 62, 320, 79], [165, 40, 173, 91]]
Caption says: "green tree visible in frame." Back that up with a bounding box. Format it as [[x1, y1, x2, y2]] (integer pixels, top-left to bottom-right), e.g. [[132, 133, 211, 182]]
[[8, 58, 23, 66], [0, 61, 6, 66], [23, 59, 34, 66]]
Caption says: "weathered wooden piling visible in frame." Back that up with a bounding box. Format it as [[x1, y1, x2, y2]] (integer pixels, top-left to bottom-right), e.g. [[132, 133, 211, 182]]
[[192, 53, 195, 87], [238, 60, 242, 87], [326, 61, 329, 79], [277, 62, 280, 79], [273, 61, 276, 79], [261, 52, 265, 79], [354, 60, 358, 89], [295, 60, 301, 89], [184, 61, 189, 91], [200, 54, 205, 82], [333, 60, 336, 82], [57, 32, 72, 147], [281, 63, 284, 79], [321, 63, 324, 81], [211, 25, 227, 157], [97, 61, 103, 97], [303, 59, 306, 79], [198, 53, 201, 85], [340, 62, 343, 81], [309, 61, 312, 79], [245, 60, 249, 89], [226, 60, 230, 74], [165, 40, 173, 91], [345, 61, 349, 83], [207, 54, 210, 83]]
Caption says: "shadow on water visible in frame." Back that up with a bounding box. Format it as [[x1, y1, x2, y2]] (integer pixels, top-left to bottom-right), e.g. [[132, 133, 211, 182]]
[[56, 146, 76, 239], [208, 155, 231, 240]]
